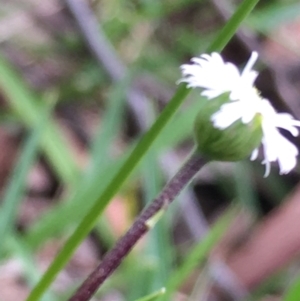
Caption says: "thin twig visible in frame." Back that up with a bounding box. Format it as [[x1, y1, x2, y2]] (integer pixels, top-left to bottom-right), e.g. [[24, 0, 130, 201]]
[[68, 152, 207, 301]]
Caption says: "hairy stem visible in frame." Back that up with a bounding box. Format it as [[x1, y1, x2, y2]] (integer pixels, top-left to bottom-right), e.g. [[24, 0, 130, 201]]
[[69, 152, 208, 301]]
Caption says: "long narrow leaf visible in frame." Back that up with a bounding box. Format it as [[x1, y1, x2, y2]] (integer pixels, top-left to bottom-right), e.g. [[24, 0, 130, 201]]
[[283, 276, 300, 301], [0, 98, 55, 254], [25, 96, 202, 249], [26, 1, 260, 300], [161, 207, 236, 301], [134, 288, 166, 301], [24, 0, 259, 248], [128, 134, 172, 300], [6, 233, 56, 301], [0, 55, 78, 184]]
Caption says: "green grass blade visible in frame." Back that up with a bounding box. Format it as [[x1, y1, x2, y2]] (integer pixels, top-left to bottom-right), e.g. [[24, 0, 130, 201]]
[[26, 82, 189, 301], [134, 288, 166, 301], [87, 75, 130, 174], [128, 144, 172, 300], [283, 276, 300, 301], [25, 0, 260, 248], [6, 234, 56, 301], [142, 153, 172, 288], [26, 73, 133, 246], [161, 207, 236, 301], [25, 157, 123, 248], [25, 76, 129, 248], [207, 0, 260, 52], [248, 2, 300, 33], [0, 54, 79, 184], [234, 161, 260, 214], [0, 98, 55, 255], [26, 1, 260, 299], [25, 96, 201, 248]]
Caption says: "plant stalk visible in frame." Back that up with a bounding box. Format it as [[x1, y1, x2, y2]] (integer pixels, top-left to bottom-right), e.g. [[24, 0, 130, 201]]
[[69, 152, 208, 301]]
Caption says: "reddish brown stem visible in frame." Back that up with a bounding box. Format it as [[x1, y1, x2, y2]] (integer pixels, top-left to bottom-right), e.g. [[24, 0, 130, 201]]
[[69, 152, 207, 301]]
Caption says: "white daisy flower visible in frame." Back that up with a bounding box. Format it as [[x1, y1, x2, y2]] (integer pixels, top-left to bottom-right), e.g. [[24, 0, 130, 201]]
[[212, 98, 300, 176], [179, 51, 259, 101], [180, 51, 300, 176]]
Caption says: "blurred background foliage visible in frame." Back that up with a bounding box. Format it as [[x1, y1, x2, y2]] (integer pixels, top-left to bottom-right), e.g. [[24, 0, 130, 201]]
[[0, 0, 300, 301]]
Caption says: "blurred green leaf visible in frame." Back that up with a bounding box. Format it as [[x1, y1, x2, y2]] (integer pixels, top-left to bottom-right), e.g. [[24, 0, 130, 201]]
[[25, 75, 130, 248], [248, 2, 300, 32], [0, 97, 55, 255], [161, 207, 236, 301], [26, 0, 261, 299], [134, 288, 166, 301], [6, 234, 56, 301], [128, 105, 172, 299], [0, 54, 79, 184], [283, 276, 300, 301], [234, 161, 260, 214]]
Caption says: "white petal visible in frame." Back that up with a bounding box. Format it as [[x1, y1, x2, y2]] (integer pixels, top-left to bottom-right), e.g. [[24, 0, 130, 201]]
[[179, 52, 257, 100], [250, 148, 259, 160], [277, 137, 298, 174], [274, 113, 300, 136], [262, 159, 271, 178], [211, 97, 260, 130], [211, 102, 245, 128], [242, 52, 258, 77], [260, 121, 299, 176], [241, 52, 259, 85]]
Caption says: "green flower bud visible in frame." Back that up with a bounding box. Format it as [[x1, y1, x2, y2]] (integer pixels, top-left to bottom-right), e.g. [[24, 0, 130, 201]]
[[194, 93, 263, 161]]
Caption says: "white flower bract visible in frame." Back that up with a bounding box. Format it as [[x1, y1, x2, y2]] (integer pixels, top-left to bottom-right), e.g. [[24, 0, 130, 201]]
[[180, 51, 300, 176]]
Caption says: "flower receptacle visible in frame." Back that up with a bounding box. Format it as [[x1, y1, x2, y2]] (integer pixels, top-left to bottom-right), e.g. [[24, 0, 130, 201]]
[[194, 94, 263, 161]]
